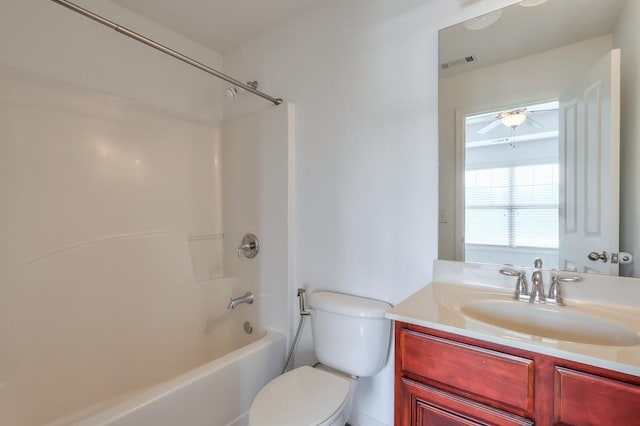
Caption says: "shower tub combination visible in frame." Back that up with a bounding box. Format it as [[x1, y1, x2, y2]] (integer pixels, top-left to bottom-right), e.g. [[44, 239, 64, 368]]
[[0, 232, 286, 426], [2, 2, 291, 424]]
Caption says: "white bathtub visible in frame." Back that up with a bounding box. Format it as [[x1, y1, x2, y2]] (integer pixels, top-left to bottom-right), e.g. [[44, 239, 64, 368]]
[[0, 233, 286, 426], [68, 330, 285, 426]]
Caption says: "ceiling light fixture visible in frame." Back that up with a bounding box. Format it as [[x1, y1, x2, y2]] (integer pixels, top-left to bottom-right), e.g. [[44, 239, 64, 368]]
[[500, 110, 527, 128], [463, 9, 502, 31]]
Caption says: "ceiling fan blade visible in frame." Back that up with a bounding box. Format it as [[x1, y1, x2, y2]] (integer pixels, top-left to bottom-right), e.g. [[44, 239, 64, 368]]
[[528, 108, 558, 114], [525, 115, 544, 129], [477, 119, 503, 134]]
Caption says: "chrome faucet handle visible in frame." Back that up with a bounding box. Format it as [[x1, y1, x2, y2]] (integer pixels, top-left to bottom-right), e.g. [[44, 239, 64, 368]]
[[499, 268, 529, 301], [237, 233, 259, 258], [498, 268, 520, 277], [547, 274, 582, 306], [547, 275, 563, 305]]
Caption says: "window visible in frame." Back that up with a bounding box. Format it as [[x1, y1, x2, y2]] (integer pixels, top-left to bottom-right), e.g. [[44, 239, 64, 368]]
[[465, 163, 559, 249]]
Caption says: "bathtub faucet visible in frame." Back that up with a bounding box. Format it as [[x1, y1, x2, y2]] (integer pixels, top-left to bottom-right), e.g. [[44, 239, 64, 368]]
[[228, 292, 255, 310]]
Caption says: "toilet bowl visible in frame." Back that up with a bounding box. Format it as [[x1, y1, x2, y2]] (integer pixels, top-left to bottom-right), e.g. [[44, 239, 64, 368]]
[[248, 291, 392, 426], [249, 366, 357, 426]]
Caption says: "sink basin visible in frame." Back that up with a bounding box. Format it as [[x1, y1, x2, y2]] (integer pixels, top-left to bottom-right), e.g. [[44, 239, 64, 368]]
[[460, 299, 640, 346]]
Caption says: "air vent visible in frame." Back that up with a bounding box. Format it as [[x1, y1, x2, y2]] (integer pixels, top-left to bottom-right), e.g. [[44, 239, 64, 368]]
[[441, 55, 476, 70]]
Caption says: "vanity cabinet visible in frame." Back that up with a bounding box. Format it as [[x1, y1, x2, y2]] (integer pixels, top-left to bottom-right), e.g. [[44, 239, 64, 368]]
[[395, 322, 640, 425]]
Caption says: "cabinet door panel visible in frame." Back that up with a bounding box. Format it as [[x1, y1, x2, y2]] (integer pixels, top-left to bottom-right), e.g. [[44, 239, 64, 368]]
[[416, 401, 482, 426], [402, 378, 533, 426], [554, 367, 640, 425], [400, 329, 534, 416]]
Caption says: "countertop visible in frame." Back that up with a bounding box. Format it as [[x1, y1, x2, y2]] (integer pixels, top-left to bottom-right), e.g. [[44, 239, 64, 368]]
[[386, 261, 640, 377]]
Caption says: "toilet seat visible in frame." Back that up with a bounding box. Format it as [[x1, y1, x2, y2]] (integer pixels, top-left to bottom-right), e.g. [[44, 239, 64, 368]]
[[249, 366, 357, 426]]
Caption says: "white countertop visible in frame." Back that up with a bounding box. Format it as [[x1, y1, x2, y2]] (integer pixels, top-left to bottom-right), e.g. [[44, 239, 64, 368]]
[[386, 261, 640, 377]]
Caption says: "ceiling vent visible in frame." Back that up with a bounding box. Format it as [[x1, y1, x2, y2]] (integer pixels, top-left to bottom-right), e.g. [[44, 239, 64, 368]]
[[441, 55, 476, 70]]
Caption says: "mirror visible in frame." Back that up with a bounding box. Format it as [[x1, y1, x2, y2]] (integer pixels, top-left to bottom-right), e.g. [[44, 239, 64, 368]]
[[438, 0, 639, 276]]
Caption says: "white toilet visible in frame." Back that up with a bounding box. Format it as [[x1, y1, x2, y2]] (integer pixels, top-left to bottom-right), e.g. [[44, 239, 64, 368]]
[[249, 291, 392, 426]]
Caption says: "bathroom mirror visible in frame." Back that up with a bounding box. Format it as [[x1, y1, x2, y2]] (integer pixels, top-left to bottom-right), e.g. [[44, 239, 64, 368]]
[[438, 0, 638, 276]]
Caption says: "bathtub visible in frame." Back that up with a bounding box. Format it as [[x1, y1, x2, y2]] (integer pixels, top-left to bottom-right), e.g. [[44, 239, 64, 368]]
[[0, 232, 287, 426], [65, 330, 286, 426]]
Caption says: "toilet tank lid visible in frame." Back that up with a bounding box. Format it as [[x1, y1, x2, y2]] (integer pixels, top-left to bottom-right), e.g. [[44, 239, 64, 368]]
[[310, 291, 391, 318]]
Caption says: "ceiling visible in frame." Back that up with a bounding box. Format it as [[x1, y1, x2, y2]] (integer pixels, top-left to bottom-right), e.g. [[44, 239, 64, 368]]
[[111, 0, 321, 53], [440, 0, 627, 77]]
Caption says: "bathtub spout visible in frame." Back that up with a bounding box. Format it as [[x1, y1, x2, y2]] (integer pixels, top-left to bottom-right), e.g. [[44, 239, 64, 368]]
[[228, 292, 254, 310]]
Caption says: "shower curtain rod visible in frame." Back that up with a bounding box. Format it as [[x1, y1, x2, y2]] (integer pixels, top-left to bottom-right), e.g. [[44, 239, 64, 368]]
[[49, 0, 283, 106]]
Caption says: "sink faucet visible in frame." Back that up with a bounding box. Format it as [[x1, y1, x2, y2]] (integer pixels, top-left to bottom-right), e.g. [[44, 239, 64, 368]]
[[501, 260, 583, 306], [228, 292, 255, 310], [529, 258, 546, 304]]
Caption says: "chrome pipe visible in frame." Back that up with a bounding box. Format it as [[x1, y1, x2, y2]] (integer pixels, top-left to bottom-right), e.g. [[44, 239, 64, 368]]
[[283, 288, 311, 373], [49, 0, 283, 106]]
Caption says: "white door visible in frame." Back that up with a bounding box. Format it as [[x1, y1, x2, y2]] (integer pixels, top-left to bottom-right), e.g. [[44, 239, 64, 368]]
[[559, 49, 620, 274]]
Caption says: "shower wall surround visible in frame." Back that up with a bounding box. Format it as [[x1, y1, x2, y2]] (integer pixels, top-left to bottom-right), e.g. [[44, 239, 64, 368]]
[[221, 104, 294, 337], [0, 62, 225, 423], [0, 0, 230, 282], [0, 64, 222, 277]]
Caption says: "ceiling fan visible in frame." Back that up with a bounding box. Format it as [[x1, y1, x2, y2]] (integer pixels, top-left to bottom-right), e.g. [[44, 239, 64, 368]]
[[476, 107, 552, 134]]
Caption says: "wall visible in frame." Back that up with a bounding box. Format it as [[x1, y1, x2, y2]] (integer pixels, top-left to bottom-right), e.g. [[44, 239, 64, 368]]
[[614, 0, 640, 277], [0, 63, 221, 276], [0, 0, 224, 122], [223, 0, 519, 424], [438, 35, 613, 262], [0, 0, 228, 278]]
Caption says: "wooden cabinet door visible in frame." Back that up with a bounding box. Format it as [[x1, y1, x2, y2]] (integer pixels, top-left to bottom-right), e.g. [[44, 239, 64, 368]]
[[400, 378, 533, 426], [554, 367, 640, 425], [398, 329, 534, 417]]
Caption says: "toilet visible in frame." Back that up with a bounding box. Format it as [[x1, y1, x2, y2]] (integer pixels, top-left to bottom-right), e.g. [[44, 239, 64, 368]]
[[249, 291, 392, 426]]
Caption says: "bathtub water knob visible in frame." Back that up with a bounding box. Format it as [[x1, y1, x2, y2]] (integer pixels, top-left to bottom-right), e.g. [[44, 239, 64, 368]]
[[237, 233, 259, 258]]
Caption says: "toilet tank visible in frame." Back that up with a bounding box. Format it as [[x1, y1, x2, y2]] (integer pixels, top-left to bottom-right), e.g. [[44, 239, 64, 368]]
[[309, 291, 392, 377]]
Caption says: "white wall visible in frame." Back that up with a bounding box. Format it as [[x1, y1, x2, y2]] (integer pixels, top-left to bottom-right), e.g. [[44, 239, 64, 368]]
[[0, 0, 228, 278], [0, 0, 224, 122], [223, 1, 519, 424], [614, 0, 640, 277], [221, 104, 295, 337], [0, 63, 221, 275], [439, 35, 613, 262]]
